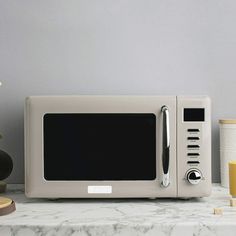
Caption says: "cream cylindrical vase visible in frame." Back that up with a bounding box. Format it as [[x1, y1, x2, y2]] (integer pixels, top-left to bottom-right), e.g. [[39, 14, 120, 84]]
[[219, 120, 236, 187]]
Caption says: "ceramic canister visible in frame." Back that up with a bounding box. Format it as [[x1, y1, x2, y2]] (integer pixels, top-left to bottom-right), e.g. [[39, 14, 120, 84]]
[[219, 119, 236, 187]]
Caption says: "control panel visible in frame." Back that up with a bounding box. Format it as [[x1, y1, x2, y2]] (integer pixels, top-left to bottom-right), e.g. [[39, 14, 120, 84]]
[[186, 125, 201, 176], [177, 96, 211, 197]]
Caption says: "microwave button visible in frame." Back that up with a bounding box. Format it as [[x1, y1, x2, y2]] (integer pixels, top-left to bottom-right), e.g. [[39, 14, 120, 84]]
[[187, 129, 200, 132], [187, 153, 200, 156], [187, 145, 200, 149], [187, 137, 200, 140], [187, 161, 200, 165]]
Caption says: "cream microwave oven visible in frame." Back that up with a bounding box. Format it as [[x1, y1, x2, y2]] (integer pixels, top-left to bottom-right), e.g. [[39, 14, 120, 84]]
[[24, 95, 211, 198]]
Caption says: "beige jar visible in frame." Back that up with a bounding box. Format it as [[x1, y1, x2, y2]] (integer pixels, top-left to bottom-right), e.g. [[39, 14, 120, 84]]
[[219, 119, 236, 187]]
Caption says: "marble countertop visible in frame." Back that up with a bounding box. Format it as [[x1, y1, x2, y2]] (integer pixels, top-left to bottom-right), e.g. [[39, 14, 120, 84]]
[[0, 184, 236, 236]]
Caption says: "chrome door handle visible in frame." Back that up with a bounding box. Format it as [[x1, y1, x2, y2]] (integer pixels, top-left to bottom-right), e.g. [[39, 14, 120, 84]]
[[161, 105, 170, 187]]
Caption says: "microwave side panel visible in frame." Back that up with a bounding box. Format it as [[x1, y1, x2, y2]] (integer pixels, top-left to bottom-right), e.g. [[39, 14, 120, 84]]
[[25, 95, 177, 198], [24, 97, 30, 196], [25, 97, 40, 197], [25, 97, 34, 197], [177, 96, 212, 197]]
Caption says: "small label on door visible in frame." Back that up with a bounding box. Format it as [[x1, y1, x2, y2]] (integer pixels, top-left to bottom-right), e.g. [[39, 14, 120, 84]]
[[88, 186, 112, 194]]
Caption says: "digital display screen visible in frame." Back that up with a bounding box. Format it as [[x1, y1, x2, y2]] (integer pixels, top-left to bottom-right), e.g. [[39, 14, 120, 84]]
[[184, 108, 205, 122], [43, 113, 156, 181]]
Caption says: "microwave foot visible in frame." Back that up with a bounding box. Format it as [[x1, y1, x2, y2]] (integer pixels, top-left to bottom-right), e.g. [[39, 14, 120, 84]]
[[48, 198, 60, 201], [178, 197, 192, 200]]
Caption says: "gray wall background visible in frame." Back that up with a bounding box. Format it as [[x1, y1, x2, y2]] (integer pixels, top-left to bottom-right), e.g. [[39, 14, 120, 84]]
[[0, 0, 235, 183]]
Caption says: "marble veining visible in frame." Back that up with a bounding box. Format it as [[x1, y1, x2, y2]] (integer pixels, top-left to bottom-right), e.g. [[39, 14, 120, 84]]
[[0, 184, 236, 236]]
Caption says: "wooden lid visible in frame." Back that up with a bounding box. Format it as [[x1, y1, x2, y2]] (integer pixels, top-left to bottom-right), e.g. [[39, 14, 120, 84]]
[[219, 119, 236, 124], [0, 197, 15, 216], [0, 197, 12, 208]]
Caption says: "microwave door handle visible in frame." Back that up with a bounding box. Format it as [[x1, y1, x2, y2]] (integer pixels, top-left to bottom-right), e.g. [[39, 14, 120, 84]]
[[161, 105, 170, 187]]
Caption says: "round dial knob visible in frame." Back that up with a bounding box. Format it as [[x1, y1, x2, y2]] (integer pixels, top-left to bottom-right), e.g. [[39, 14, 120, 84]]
[[187, 170, 201, 185]]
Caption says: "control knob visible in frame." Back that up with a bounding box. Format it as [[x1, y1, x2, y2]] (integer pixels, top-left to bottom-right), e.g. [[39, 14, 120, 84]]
[[186, 170, 201, 185]]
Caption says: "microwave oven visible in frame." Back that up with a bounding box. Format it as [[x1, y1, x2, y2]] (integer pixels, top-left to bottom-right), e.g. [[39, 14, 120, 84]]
[[25, 95, 211, 198]]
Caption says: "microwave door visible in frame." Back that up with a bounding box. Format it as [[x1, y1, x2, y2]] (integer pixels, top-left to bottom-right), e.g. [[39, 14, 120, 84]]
[[26, 95, 178, 198], [43, 113, 156, 182]]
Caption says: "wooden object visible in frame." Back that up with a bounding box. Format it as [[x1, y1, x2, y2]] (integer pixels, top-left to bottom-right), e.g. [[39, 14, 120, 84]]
[[0, 197, 15, 216], [213, 208, 223, 215], [0, 197, 12, 208], [230, 198, 236, 207], [229, 161, 236, 197]]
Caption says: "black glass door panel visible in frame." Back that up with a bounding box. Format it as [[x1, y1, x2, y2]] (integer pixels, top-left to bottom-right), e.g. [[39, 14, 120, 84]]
[[44, 113, 156, 181]]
